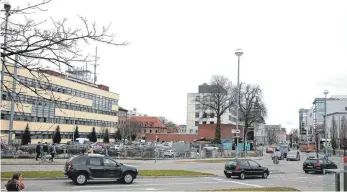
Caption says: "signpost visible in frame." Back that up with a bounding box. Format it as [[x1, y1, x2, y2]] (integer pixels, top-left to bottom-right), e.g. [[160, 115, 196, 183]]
[[232, 130, 240, 134]]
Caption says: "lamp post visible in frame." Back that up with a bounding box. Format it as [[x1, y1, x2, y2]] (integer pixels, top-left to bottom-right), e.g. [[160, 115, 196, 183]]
[[235, 48, 243, 157], [323, 90, 329, 155], [1, 3, 11, 143], [72, 101, 78, 142]]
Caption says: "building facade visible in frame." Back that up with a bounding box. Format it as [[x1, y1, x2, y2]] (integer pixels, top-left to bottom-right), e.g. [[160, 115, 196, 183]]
[[130, 116, 167, 139], [326, 112, 347, 139], [1, 65, 119, 144], [118, 107, 128, 125], [178, 125, 187, 133], [186, 91, 235, 134]]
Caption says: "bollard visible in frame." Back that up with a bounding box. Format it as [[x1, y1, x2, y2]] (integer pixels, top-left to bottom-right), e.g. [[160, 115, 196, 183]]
[[335, 173, 340, 192]]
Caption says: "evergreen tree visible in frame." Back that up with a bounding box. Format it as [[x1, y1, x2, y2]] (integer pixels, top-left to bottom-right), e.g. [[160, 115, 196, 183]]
[[90, 127, 97, 142], [115, 130, 122, 140], [103, 128, 109, 143], [21, 123, 31, 145], [53, 125, 62, 144], [73, 125, 79, 141]]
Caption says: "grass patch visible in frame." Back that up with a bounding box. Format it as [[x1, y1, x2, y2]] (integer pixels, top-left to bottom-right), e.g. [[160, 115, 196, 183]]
[[208, 187, 299, 191], [1, 170, 213, 179]]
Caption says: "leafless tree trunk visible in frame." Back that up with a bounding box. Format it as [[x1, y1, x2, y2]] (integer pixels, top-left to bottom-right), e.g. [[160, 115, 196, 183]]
[[237, 83, 267, 151], [197, 75, 234, 144], [266, 128, 277, 146], [117, 120, 141, 141], [330, 116, 338, 155], [339, 116, 347, 153]]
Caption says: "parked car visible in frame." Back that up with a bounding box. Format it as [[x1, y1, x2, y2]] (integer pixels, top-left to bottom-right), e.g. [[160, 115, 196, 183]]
[[164, 150, 176, 158], [303, 158, 337, 174], [266, 147, 274, 153], [224, 159, 269, 180], [64, 154, 138, 185], [286, 150, 300, 161]]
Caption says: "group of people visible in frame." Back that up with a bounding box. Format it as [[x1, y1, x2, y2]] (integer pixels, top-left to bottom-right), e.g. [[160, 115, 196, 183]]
[[35, 142, 56, 161]]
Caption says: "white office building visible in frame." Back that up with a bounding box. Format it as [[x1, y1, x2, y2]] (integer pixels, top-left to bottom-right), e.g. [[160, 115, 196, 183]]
[[186, 89, 236, 134]]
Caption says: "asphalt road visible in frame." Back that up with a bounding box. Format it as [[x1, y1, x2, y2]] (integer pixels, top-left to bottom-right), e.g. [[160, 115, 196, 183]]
[[0, 174, 338, 191], [1, 152, 345, 191]]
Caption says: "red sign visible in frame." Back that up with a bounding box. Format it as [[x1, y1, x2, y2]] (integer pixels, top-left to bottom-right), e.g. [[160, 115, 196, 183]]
[[344, 156, 347, 163]]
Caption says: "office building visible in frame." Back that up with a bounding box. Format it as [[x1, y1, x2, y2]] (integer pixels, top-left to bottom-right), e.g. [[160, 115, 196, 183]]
[[1, 64, 119, 144]]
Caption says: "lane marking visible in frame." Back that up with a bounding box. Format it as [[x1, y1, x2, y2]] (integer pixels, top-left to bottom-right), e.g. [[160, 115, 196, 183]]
[[211, 178, 263, 188], [72, 181, 225, 189]]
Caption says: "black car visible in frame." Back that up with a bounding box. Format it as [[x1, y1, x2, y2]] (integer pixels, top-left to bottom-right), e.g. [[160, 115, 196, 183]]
[[303, 158, 338, 174], [64, 154, 138, 185], [224, 159, 269, 180]]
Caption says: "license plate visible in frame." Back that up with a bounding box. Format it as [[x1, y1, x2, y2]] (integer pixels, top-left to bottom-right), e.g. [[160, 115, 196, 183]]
[[227, 171, 232, 174], [307, 166, 313, 168]]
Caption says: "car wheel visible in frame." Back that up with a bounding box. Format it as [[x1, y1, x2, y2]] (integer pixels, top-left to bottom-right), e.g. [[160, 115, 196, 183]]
[[122, 172, 134, 184], [262, 171, 268, 179], [239, 172, 246, 180], [74, 173, 87, 185], [286, 158, 289, 161], [225, 174, 231, 178], [304, 170, 309, 174]]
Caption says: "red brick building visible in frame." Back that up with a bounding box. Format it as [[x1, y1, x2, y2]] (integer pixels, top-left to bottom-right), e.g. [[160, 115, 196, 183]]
[[131, 116, 168, 139], [145, 124, 244, 142]]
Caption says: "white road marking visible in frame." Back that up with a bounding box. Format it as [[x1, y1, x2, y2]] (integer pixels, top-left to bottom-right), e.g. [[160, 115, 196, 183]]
[[211, 178, 263, 188], [72, 181, 225, 189]]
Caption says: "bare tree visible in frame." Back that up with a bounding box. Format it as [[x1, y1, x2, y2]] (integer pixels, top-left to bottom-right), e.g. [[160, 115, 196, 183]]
[[1, 0, 127, 106], [117, 120, 141, 142], [340, 116, 347, 155], [237, 83, 267, 151], [330, 116, 338, 155], [291, 128, 299, 147], [313, 124, 324, 156], [266, 128, 277, 146], [197, 75, 234, 144]]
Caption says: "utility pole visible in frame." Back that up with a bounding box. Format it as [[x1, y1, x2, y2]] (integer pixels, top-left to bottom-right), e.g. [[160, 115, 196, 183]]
[[8, 55, 18, 144], [93, 47, 99, 84]]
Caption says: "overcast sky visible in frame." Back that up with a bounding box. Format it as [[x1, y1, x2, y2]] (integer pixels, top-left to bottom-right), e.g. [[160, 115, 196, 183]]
[[6, 0, 347, 131]]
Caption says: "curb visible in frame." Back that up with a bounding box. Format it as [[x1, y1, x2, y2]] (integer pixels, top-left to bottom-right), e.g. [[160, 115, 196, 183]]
[[1, 175, 218, 180]]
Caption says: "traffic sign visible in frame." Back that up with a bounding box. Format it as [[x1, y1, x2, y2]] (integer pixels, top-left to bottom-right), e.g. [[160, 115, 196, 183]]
[[232, 129, 240, 134]]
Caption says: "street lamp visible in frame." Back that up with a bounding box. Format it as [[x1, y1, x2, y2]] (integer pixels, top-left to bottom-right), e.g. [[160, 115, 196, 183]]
[[234, 48, 243, 157], [323, 90, 329, 155]]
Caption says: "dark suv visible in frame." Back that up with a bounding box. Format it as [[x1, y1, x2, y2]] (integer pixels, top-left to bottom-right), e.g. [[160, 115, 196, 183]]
[[224, 159, 269, 180], [303, 158, 337, 174], [64, 154, 138, 185]]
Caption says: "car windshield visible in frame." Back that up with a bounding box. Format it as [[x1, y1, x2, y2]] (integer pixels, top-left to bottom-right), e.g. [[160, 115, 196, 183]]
[[309, 153, 317, 157]]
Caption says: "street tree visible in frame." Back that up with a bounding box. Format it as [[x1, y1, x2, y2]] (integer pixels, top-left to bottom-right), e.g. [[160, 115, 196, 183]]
[[266, 128, 277, 146], [330, 116, 338, 155], [237, 83, 267, 150], [340, 116, 347, 154], [89, 127, 97, 142], [115, 129, 122, 140], [53, 125, 61, 144], [103, 128, 109, 143], [1, 0, 127, 106], [117, 120, 141, 142], [290, 128, 299, 148], [21, 123, 31, 145], [73, 125, 79, 141], [197, 75, 234, 144]]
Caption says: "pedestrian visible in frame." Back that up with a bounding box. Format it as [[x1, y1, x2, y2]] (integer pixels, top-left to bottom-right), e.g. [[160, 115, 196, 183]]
[[50, 143, 56, 162], [35, 142, 41, 161], [4, 172, 25, 191], [42, 142, 48, 161], [40, 143, 44, 161]]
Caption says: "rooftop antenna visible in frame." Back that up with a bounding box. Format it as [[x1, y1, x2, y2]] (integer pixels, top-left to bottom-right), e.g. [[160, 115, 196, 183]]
[[93, 46, 100, 84]]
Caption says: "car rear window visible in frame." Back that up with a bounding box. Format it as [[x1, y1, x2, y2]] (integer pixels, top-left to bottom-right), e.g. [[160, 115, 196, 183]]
[[288, 151, 296, 155], [305, 159, 318, 163], [227, 161, 237, 166]]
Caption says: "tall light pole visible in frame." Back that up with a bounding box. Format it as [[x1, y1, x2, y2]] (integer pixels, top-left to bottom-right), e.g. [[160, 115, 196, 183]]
[[72, 101, 78, 142], [323, 90, 329, 155], [235, 49, 243, 157], [1, 4, 11, 143]]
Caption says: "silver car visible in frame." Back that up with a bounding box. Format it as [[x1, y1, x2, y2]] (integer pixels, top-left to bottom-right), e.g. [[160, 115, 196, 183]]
[[286, 150, 300, 161]]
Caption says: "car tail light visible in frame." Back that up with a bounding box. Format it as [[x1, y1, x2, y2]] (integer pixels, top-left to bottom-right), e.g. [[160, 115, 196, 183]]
[[235, 166, 241, 171], [314, 163, 320, 167], [68, 162, 73, 170]]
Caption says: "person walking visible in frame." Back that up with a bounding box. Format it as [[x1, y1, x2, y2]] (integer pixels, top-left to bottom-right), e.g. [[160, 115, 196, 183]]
[[42, 142, 48, 161], [50, 143, 56, 162], [35, 142, 41, 161], [40, 143, 44, 161], [4, 172, 25, 191]]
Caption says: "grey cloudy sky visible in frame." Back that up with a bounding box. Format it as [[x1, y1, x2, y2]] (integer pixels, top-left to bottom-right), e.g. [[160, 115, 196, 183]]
[[7, 0, 347, 131]]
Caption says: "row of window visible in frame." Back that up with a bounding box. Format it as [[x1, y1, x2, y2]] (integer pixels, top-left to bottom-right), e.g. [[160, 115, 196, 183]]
[[195, 121, 215, 126], [2, 92, 117, 116], [16, 75, 118, 108], [195, 112, 215, 118], [12, 133, 112, 140], [1, 112, 118, 127]]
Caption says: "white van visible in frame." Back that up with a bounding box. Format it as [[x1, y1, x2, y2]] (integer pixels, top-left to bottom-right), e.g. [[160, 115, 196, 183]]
[[75, 138, 90, 144]]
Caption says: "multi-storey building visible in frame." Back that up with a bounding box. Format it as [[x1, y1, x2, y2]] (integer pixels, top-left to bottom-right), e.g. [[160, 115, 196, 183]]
[[118, 107, 128, 125], [1, 64, 119, 144], [178, 125, 186, 133], [300, 96, 347, 143], [326, 112, 347, 139], [130, 116, 167, 139], [186, 83, 236, 134]]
